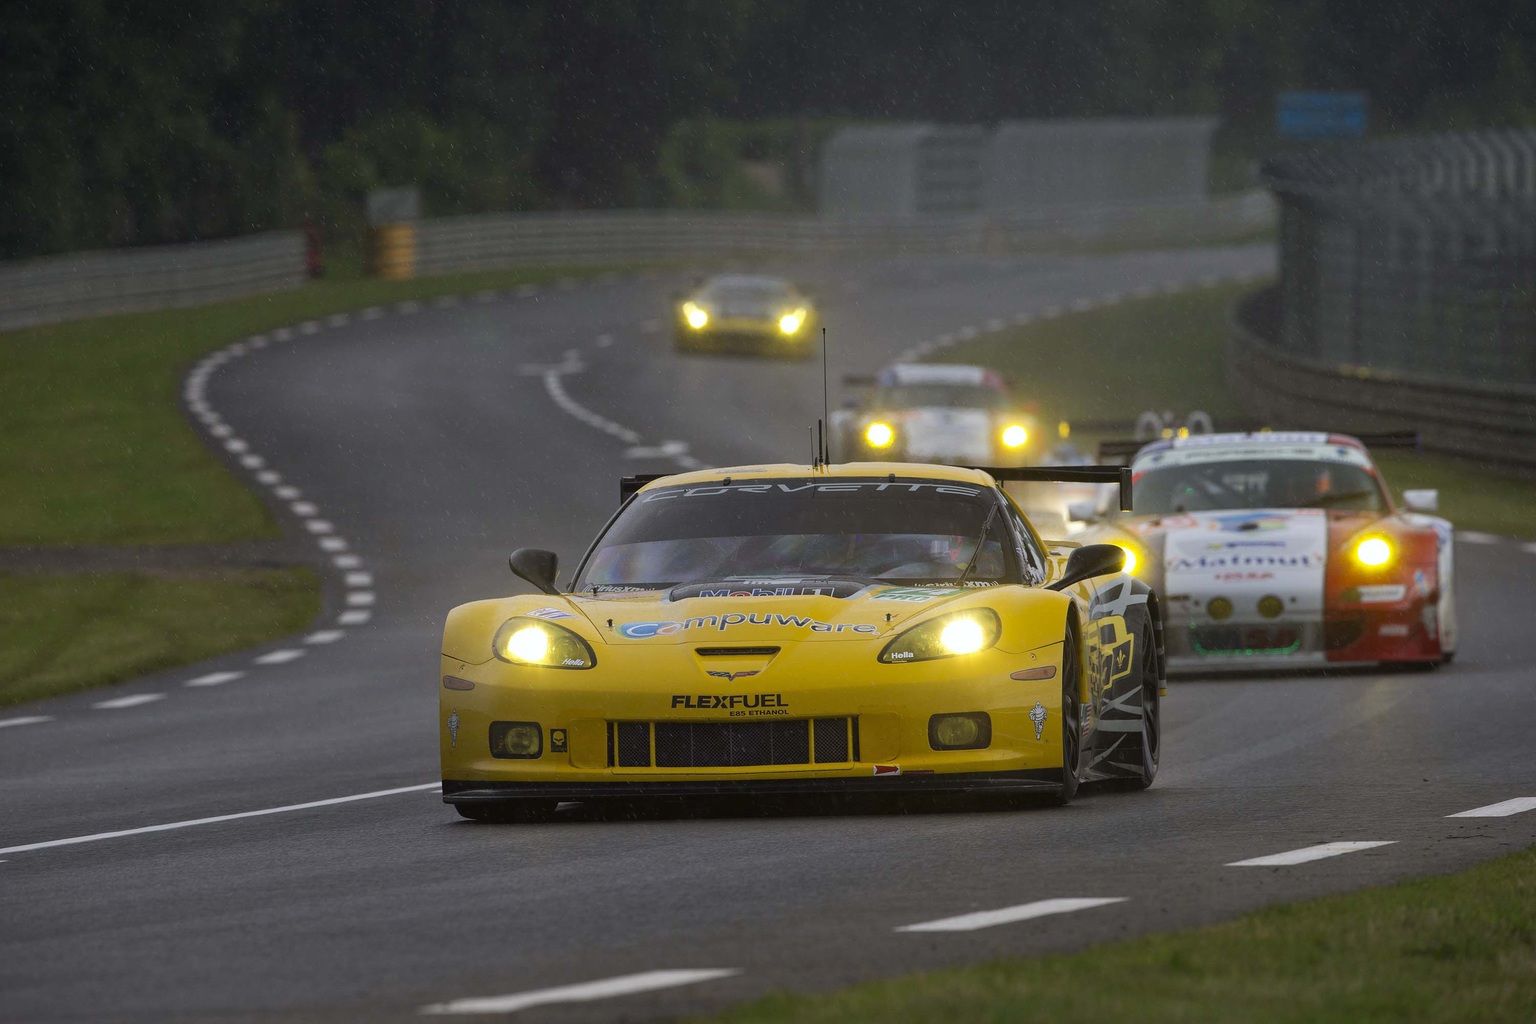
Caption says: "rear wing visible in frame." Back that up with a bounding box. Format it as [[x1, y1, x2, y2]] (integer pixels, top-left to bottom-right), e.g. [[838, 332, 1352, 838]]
[[969, 465, 1133, 512], [1097, 430, 1421, 465], [619, 474, 667, 504]]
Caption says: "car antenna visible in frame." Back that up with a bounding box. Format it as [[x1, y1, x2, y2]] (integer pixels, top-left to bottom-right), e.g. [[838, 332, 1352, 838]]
[[813, 326, 831, 470]]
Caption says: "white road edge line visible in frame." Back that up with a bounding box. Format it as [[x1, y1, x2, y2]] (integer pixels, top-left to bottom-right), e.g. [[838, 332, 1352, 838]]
[[1227, 841, 1395, 867], [92, 693, 166, 710], [896, 897, 1127, 933], [1447, 797, 1536, 818], [0, 782, 442, 857], [0, 716, 54, 729], [418, 969, 742, 1016]]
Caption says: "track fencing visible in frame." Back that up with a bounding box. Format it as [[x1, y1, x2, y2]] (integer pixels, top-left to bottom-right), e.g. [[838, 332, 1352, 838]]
[[0, 232, 305, 332]]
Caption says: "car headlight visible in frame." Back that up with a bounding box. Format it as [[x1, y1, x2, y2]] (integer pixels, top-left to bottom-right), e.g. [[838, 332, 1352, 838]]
[[880, 609, 1001, 663], [1116, 543, 1139, 575], [779, 309, 806, 334], [865, 421, 895, 448], [1353, 535, 1394, 568], [1000, 424, 1028, 448], [492, 617, 596, 669], [683, 302, 708, 329]]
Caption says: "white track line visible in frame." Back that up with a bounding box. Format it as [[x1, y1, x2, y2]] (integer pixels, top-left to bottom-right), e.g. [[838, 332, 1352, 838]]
[[184, 671, 245, 688], [337, 610, 372, 625], [92, 694, 166, 710], [1457, 532, 1500, 545], [305, 630, 346, 645], [419, 969, 741, 1016], [896, 897, 1127, 933], [1447, 797, 1536, 818], [0, 716, 54, 729], [1227, 841, 1395, 867], [0, 782, 441, 857], [253, 649, 304, 665]]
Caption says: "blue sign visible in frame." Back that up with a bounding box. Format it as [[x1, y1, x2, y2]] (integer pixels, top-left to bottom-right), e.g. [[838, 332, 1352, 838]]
[[1277, 92, 1368, 140]]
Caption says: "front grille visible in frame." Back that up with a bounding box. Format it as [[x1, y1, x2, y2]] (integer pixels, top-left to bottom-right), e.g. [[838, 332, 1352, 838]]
[[1189, 624, 1302, 656], [608, 717, 855, 768]]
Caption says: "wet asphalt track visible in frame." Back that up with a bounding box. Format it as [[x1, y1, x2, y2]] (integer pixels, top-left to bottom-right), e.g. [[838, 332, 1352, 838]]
[[3, 245, 1535, 1022]]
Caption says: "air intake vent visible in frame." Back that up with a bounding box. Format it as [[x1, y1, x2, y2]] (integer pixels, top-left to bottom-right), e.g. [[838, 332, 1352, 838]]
[[694, 646, 781, 657]]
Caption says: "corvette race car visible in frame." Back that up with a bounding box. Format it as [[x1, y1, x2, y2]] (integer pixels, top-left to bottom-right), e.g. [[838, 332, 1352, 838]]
[[673, 274, 817, 355], [439, 462, 1165, 821], [833, 364, 1041, 465], [1073, 431, 1455, 673]]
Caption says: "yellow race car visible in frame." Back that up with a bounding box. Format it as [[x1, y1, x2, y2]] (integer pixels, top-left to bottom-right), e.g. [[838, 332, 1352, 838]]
[[439, 462, 1165, 821], [674, 274, 817, 355]]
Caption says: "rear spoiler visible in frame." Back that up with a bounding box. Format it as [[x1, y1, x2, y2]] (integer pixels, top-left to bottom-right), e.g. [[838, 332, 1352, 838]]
[[969, 465, 1133, 512], [1097, 429, 1422, 465]]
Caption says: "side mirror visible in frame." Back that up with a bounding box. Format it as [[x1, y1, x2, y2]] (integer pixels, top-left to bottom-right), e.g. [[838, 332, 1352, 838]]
[[1066, 500, 1099, 524], [1403, 489, 1439, 513], [1047, 543, 1126, 592], [509, 548, 560, 595]]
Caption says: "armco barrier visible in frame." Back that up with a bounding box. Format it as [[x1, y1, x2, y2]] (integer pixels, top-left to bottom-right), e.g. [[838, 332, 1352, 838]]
[[1228, 287, 1536, 472], [0, 232, 305, 331]]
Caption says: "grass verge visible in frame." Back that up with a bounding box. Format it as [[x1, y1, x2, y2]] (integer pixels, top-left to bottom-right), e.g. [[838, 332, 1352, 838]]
[[0, 569, 319, 707], [934, 281, 1536, 540], [697, 845, 1536, 1024]]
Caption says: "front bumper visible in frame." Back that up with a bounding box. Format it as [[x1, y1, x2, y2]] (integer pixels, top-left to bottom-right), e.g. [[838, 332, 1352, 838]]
[[1166, 600, 1442, 673]]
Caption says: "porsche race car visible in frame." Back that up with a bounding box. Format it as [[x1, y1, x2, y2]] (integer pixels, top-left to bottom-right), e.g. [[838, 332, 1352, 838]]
[[833, 364, 1041, 465], [1073, 431, 1455, 673], [439, 462, 1165, 821], [674, 275, 817, 355]]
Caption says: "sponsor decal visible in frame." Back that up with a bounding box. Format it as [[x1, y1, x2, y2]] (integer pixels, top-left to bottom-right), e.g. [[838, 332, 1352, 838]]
[[526, 607, 575, 620], [446, 709, 459, 749], [549, 728, 568, 753], [1029, 701, 1048, 740], [1172, 553, 1321, 571], [619, 614, 879, 638], [872, 764, 902, 776], [705, 670, 760, 681], [1211, 512, 1292, 533], [1356, 584, 1407, 604], [1413, 569, 1432, 597], [671, 693, 787, 711], [873, 587, 964, 602], [1209, 571, 1277, 583], [1379, 623, 1410, 637], [641, 482, 983, 501], [589, 584, 654, 593]]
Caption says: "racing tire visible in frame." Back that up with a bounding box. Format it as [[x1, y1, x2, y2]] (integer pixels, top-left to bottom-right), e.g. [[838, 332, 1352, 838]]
[[1053, 620, 1083, 806], [1122, 613, 1161, 790], [454, 799, 558, 824]]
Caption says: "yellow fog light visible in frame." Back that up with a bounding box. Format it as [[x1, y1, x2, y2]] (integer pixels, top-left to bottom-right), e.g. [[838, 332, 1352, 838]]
[[1208, 597, 1234, 621], [1258, 595, 1284, 619], [929, 712, 991, 750], [1354, 536, 1394, 567], [779, 310, 804, 334], [684, 303, 708, 329], [490, 721, 542, 759], [865, 422, 895, 448], [1001, 424, 1028, 448], [939, 618, 986, 655], [504, 625, 550, 663]]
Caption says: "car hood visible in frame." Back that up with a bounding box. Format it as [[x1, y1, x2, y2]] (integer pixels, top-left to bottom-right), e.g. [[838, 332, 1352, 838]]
[[566, 579, 983, 645]]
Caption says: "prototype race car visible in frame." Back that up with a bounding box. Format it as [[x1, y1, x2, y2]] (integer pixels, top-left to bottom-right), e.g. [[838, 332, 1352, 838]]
[[833, 364, 1041, 465], [439, 462, 1166, 821], [673, 274, 817, 355], [1073, 431, 1456, 673]]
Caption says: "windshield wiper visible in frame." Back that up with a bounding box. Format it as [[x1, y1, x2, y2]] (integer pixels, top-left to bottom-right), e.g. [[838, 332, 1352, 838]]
[[956, 504, 1000, 585]]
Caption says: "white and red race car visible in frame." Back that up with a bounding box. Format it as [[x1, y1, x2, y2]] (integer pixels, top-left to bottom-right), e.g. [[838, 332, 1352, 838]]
[[1074, 431, 1456, 673]]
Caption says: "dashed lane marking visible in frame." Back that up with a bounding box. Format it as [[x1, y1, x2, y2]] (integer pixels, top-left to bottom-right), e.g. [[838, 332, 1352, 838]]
[[897, 897, 1127, 933], [625, 441, 690, 459], [1522, 542, 1536, 555], [418, 969, 742, 1017], [344, 572, 374, 587], [253, 649, 304, 666], [1227, 841, 1395, 867], [0, 716, 54, 729], [318, 536, 349, 552], [0, 782, 441, 857], [347, 591, 376, 607], [184, 671, 245, 688], [333, 554, 362, 569], [1448, 797, 1536, 818], [338, 610, 372, 626], [93, 694, 166, 710], [305, 630, 346, 645], [1458, 532, 1499, 545], [304, 519, 335, 534]]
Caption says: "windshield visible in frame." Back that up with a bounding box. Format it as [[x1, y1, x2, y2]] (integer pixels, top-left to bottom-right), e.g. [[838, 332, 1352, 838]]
[[702, 281, 793, 304], [576, 478, 1016, 589], [1133, 458, 1387, 515], [873, 385, 1008, 410]]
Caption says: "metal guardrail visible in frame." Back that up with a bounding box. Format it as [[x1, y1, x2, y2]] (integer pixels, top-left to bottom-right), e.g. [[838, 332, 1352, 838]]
[[1262, 131, 1536, 389], [0, 232, 305, 332], [414, 192, 1272, 274]]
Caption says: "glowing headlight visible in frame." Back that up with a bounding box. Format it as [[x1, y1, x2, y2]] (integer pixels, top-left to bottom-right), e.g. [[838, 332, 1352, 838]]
[[880, 609, 1001, 664], [1354, 536, 1394, 567], [492, 617, 596, 669], [865, 422, 895, 448], [1116, 544, 1138, 575], [1001, 424, 1029, 449], [683, 303, 708, 329], [779, 309, 805, 334]]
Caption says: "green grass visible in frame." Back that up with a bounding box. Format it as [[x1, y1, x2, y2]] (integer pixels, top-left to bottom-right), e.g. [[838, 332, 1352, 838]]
[[934, 282, 1536, 540], [697, 845, 1536, 1024], [0, 262, 637, 546], [0, 569, 319, 707]]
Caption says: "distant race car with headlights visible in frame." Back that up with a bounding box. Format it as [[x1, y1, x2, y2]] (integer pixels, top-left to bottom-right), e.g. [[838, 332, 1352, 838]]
[[833, 364, 1041, 466], [1073, 432, 1455, 673], [438, 462, 1165, 821], [673, 274, 816, 354]]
